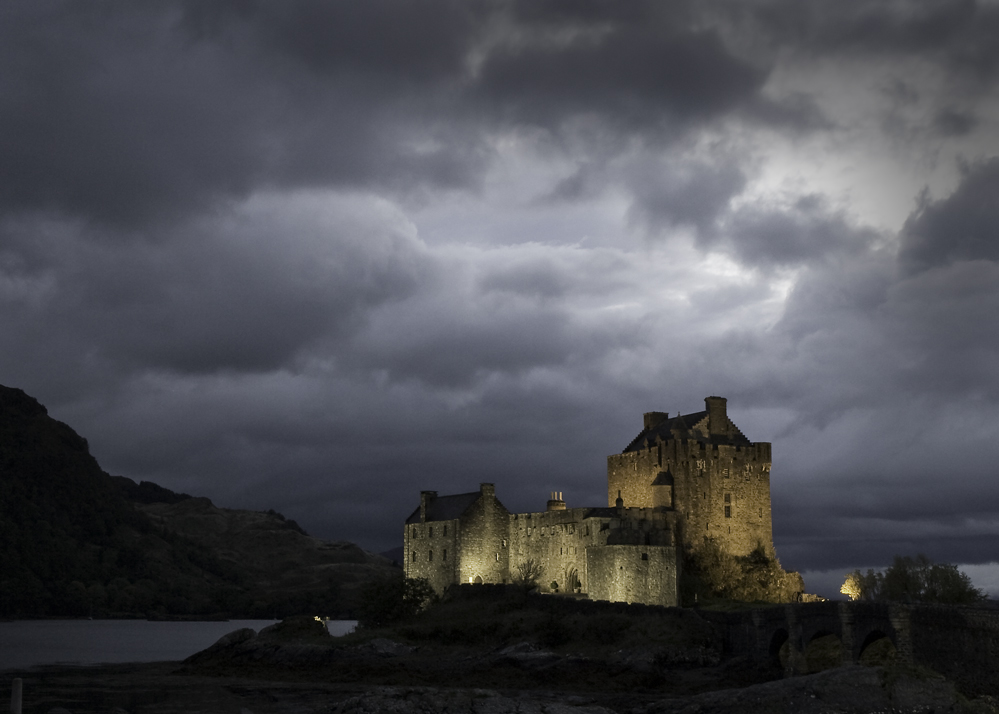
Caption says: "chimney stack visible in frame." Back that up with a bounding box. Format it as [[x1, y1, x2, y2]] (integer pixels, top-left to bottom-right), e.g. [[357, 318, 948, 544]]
[[644, 411, 669, 431], [705, 396, 727, 436], [419, 491, 437, 523]]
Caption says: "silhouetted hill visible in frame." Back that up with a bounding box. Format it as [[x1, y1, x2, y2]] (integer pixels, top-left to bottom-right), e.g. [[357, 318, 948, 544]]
[[0, 384, 396, 618]]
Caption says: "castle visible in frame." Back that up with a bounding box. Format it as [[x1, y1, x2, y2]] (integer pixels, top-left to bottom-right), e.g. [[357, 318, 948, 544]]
[[404, 396, 775, 607]]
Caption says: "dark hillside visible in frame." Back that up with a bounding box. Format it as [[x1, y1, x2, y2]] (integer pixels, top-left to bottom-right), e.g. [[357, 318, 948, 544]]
[[0, 385, 247, 617], [0, 384, 397, 618]]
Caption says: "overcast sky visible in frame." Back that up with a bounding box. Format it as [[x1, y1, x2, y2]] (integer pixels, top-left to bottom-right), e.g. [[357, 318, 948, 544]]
[[4, 1, 999, 597]]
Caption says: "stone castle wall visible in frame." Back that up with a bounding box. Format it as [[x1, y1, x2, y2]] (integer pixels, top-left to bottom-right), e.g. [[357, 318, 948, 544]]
[[456, 484, 511, 586], [404, 518, 460, 595], [586, 544, 679, 607]]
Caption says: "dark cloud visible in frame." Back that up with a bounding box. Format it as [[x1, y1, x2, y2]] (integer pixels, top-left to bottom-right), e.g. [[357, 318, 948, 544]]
[[899, 158, 999, 273], [745, 0, 999, 77], [4, 0, 999, 594], [934, 108, 978, 137], [627, 158, 747, 237], [476, 26, 766, 133], [721, 195, 877, 267], [0, 194, 428, 377]]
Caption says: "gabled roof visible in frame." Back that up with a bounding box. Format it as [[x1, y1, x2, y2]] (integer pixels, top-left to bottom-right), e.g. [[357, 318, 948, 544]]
[[405, 491, 481, 524], [622, 409, 750, 452]]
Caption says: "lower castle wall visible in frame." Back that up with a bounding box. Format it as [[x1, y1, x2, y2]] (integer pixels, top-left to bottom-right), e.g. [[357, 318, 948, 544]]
[[508, 509, 605, 593], [586, 545, 679, 607]]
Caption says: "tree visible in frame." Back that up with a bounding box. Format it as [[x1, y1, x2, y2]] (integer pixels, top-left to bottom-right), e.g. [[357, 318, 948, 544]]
[[514, 559, 543, 589], [840, 555, 985, 604]]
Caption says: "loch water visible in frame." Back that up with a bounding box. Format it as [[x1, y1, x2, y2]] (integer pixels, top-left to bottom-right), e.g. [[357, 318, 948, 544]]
[[0, 619, 358, 670]]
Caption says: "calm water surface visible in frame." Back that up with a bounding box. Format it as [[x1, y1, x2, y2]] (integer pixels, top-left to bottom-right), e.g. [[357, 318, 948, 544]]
[[0, 619, 357, 670]]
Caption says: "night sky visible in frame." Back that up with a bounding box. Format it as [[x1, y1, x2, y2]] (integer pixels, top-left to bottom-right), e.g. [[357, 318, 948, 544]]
[[4, 1, 999, 598]]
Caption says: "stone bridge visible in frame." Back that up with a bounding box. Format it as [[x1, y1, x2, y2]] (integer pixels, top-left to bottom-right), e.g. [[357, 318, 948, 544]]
[[700, 601, 999, 697]]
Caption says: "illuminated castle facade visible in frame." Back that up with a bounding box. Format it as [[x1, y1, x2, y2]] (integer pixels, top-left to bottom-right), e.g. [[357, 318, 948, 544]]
[[404, 396, 774, 606]]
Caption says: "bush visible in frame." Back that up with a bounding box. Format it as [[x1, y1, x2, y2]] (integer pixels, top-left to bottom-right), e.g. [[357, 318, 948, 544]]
[[356, 575, 437, 628]]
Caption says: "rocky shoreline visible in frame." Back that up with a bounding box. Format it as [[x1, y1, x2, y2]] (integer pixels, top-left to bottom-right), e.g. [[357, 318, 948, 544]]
[[7, 615, 998, 714]]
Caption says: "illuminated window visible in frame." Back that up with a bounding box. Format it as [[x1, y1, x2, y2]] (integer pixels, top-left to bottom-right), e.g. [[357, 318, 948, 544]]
[[724, 506, 731, 518], [429, 550, 433, 561]]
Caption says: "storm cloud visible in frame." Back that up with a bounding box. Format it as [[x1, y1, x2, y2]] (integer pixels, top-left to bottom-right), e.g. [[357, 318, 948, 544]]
[[4, 0, 999, 598]]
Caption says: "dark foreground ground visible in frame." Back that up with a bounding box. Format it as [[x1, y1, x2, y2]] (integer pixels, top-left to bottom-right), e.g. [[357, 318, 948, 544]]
[[7, 592, 999, 714]]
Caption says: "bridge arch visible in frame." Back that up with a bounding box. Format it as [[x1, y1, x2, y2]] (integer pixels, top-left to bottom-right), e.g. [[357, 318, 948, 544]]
[[768, 628, 789, 668]]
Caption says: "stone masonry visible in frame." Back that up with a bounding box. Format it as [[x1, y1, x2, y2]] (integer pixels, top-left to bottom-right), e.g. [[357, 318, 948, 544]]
[[404, 396, 775, 606]]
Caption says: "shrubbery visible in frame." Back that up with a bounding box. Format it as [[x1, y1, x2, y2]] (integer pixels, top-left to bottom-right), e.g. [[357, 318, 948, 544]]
[[841, 554, 985, 604], [356, 575, 437, 627], [682, 542, 803, 604]]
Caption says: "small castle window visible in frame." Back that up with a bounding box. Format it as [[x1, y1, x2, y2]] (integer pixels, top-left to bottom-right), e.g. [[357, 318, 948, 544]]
[[724, 493, 731, 504], [428, 550, 433, 561], [495, 552, 499, 562], [759, 508, 763, 518], [443, 525, 448, 536], [411, 551, 416, 562], [429, 526, 433, 538], [443, 549, 447, 561], [723, 469, 729, 478], [724, 506, 731, 518], [412, 528, 417, 538], [502, 539, 507, 548], [641, 553, 648, 560]]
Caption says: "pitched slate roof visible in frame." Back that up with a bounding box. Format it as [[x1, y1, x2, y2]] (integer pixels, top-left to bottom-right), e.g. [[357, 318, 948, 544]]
[[622, 409, 750, 452], [404, 491, 481, 524]]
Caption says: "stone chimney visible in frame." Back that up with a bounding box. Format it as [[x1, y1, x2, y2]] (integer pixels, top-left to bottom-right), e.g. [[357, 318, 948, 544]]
[[644, 411, 669, 431], [419, 491, 437, 523], [480, 483, 495, 498], [705, 396, 727, 436], [547, 491, 566, 511]]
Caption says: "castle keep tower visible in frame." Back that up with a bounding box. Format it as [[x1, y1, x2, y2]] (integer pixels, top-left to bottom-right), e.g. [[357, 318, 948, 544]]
[[606, 396, 773, 557]]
